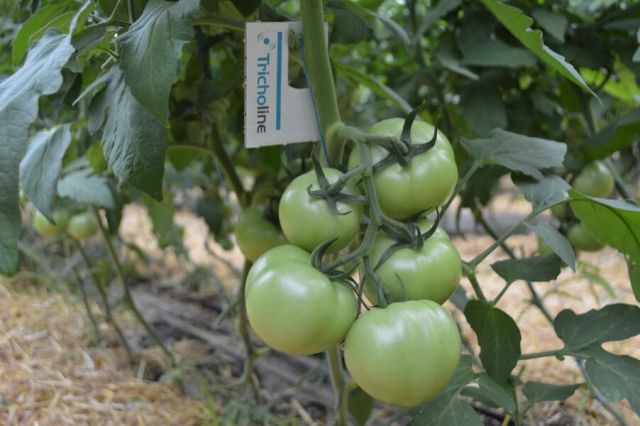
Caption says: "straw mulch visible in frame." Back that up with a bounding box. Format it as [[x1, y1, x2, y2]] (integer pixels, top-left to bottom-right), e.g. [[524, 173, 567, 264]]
[[0, 282, 214, 426]]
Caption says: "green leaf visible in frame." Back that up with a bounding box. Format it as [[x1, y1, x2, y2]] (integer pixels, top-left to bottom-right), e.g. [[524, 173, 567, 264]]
[[461, 130, 567, 180], [471, 373, 516, 412], [119, 0, 199, 125], [554, 304, 640, 350], [531, 9, 567, 43], [457, 13, 536, 68], [491, 255, 562, 285], [144, 195, 185, 249], [19, 125, 71, 221], [581, 108, 640, 161], [409, 356, 481, 426], [569, 190, 640, 300], [334, 62, 412, 113], [529, 223, 576, 270], [342, 0, 410, 49], [522, 381, 580, 404], [479, 0, 595, 96], [12, 3, 74, 65], [416, 0, 462, 39], [581, 347, 640, 411], [347, 387, 373, 426], [459, 82, 507, 136], [464, 300, 521, 383], [515, 175, 570, 211], [331, 6, 372, 44], [57, 168, 115, 209], [231, 0, 260, 17], [0, 33, 74, 276], [88, 68, 167, 200]]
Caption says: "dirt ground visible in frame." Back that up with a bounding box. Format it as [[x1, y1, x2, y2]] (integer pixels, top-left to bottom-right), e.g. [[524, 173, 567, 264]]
[[2, 191, 639, 425]]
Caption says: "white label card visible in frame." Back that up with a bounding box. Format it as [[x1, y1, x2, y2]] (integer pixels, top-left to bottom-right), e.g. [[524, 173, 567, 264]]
[[244, 22, 321, 148]]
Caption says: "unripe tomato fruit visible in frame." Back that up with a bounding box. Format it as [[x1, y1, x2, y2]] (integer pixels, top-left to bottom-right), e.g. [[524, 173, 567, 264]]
[[344, 300, 461, 406], [68, 212, 99, 240], [550, 204, 568, 220], [235, 206, 287, 262], [245, 245, 356, 355], [365, 221, 461, 305], [279, 168, 362, 253], [33, 210, 70, 238], [572, 161, 614, 198], [567, 222, 604, 252], [348, 118, 458, 220]]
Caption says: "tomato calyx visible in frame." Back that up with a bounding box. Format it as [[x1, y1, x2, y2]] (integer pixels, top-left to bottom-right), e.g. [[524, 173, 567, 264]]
[[306, 155, 365, 215]]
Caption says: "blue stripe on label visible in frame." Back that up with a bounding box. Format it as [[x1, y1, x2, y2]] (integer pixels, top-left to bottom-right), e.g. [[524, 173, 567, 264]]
[[276, 31, 283, 131]]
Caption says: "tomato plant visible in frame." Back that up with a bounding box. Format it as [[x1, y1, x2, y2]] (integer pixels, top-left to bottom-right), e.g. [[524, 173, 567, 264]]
[[235, 206, 287, 262], [349, 118, 458, 220], [278, 168, 362, 253], [365, 220, 461, 304], [572, 161, 615, 198], [245, 245, 356, 355], [344, 300, 461, 407], [67, 211, 99, 241], [33, 209, 69, 238], [567, 222, 605, 252]]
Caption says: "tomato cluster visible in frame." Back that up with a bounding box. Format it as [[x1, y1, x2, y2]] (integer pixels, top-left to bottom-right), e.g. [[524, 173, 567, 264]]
[[242, 118, 462, 407], [33, 209, 98, 241]]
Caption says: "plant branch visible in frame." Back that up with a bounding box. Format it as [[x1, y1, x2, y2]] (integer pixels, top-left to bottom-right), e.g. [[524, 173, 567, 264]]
[[208, 131, 249, 208], [327, 345, 348, 426], [93, 207, 175, 364], [193, 15, 245, 32], [236, 260, 261, 400]]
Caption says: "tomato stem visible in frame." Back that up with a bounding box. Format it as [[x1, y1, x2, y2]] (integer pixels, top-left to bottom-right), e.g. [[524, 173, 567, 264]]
[[301, 0, 344, 165], [327, 345, 349, 426]]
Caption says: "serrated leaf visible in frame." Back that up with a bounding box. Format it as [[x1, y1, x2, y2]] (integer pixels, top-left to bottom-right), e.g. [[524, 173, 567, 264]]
[[581, 347, 640, 407], [19, 125, 71, 221], [457, 13, 536, 68], [57, 168, 115, 209], [12, 4, 74, 65], [581, 108, 640, 161], [0, 33, 74, 276], [529, 223, 576, 270], [554, 304, 640, 350], [531, 9, 567, 43], [88, 68, 167, 200], [514, 175, 570, 211], [464, 300, 521, 383], [471, 374, 516, 412], [119, 0, 199, 125], [569, 190, 640, 300], [334, 62, 412, 113], [522, 381, 580, 403], [479, 0, 594, 96], [491, 255, 562, 285], [459, 82, 507, 136], [461, 130, 567, 180]]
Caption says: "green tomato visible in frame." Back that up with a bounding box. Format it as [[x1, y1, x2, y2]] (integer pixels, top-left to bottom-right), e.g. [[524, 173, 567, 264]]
[[68, 212, 99, 241], [235, 206, 287, 262], [348, 118, 458, 220], [550, 204, 568, 220], [33, 210, 70, 238], [344, 300, 461, 406], [537, 236, 554, 256], [573, 161, 614, 198], [245, 245, 356, 355], [278, 168, 362, 253], [365, 221, 461, 305], [567, 222, 604, 252]]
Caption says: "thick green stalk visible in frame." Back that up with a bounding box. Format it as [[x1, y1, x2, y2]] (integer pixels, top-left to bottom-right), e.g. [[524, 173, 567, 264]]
[[301, 0, 344, 164], [327, 345, 348, 426]]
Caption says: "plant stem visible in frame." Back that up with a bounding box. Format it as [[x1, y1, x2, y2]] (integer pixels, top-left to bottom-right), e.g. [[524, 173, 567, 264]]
[[74, 238, 134, 365], [93, 207, 175, 364], [462, 264, 488, 302], [236, 260, 261, 400], [519, 349, 564, 360], [208, 131, 249, 208], [193, 15, 245, 32], [327, 345, 348, 426], [73, 266, 103, 343], [301, 0, 344, 164]]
